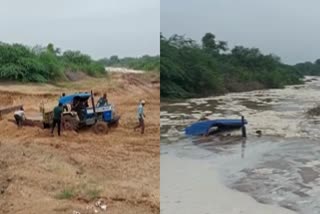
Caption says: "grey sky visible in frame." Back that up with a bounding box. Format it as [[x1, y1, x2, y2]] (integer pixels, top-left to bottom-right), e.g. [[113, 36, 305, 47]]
[[0, 0, 159, 59], [161, 0, 320, 64]]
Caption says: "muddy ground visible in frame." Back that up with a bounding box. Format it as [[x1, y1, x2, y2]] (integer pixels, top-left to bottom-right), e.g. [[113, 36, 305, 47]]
[[0, 72, 160, 214]]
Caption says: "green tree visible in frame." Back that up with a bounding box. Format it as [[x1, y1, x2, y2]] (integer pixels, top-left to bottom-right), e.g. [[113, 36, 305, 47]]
[[202, 33, 228, 54]]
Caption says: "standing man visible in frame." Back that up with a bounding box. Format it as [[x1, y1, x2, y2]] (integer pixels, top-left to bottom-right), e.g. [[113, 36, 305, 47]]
[[96, 93, 108, 107], [134, 100, 145, 134], [51, 103, 63, 136], [14, 106, 25, 128]]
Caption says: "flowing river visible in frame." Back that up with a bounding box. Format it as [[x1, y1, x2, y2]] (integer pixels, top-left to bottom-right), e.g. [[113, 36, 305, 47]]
[[160, 77, 320, 214]]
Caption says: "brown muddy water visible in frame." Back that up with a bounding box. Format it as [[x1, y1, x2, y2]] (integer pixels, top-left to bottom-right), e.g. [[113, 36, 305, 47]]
[[160, 76, 320, 214]]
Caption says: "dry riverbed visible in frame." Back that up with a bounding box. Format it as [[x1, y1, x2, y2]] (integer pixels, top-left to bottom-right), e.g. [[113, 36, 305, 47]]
[[0, 72, 160, 214]]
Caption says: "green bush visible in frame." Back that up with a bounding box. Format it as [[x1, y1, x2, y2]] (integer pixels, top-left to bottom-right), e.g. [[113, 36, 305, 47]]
[[0, 42, 106, 82]]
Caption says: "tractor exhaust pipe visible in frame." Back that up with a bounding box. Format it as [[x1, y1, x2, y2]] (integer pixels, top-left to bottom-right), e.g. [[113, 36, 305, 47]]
[[91, 90, 97, 121], [241, 115, 247, 138]]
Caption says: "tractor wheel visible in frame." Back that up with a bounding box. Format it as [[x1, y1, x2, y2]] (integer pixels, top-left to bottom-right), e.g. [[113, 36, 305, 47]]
[[62, 115, 79, 131], [94, 121, 109, 134]]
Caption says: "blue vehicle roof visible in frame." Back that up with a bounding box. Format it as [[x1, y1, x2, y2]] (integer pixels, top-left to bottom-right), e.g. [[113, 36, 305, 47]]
[[185, 119, 248, 136], [59, 93, 91, 105]]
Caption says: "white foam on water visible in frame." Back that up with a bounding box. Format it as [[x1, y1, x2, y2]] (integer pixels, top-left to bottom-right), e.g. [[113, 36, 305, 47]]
[[105, 67, 144, 73], [161, 76, 320, 139], [168, 102, 190, 106]]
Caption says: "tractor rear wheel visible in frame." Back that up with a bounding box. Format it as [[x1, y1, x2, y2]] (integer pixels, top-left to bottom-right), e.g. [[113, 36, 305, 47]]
[[94, 121, 109, 134], [62, 115, 79, 131]]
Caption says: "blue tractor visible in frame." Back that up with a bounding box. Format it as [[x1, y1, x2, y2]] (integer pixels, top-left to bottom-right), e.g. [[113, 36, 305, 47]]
[[59, 91, 120, 134]]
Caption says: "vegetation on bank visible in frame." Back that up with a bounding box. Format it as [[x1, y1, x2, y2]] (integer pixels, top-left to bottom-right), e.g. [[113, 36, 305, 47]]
[[161, 33, 303, 98], [99, 55, 160, 72], [295, 60, 320, 76], [0, 42, 105, 82]]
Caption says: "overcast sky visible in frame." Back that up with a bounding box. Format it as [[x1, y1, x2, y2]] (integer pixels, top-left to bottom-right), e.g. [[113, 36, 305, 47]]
[[161, 0, 320, 65], [0, 0, 159, 59]]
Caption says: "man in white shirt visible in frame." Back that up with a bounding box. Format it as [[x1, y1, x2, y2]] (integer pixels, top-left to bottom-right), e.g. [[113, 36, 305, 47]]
[[14, 106, 25, 128], [134, 100, 146, 134]]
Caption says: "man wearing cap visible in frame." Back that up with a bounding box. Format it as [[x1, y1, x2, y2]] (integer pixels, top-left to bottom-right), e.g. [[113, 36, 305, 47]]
[[134, 100, 146, 134]]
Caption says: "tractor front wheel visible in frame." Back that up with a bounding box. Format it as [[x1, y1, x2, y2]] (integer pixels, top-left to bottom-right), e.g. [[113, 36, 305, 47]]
[[62, 115, 79, 131], [94, 121, 109, 134]]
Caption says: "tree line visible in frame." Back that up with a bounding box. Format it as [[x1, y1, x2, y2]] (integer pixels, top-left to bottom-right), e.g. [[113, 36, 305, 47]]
[[161, 33, 304, 98], [99, 55, 160, 72], [0, 42, 105, 82], [294, 60, 320, 75]]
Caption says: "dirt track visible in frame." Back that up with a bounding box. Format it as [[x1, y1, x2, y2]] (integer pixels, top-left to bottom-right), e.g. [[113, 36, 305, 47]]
[[0, 72, 160, 214]]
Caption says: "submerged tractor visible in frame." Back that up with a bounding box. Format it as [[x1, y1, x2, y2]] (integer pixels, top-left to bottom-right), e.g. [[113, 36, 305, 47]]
[[41, 91, 120, 134]]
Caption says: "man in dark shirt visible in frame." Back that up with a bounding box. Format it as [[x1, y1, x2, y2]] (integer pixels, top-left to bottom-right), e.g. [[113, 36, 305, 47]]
[[51, 103, 63, 136]]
